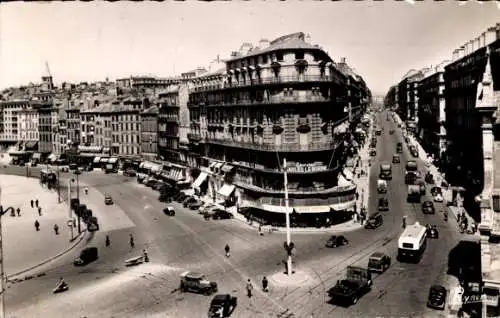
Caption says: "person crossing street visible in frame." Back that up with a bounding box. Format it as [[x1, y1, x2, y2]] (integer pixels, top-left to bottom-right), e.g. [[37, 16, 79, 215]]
[[262, 276, 269, 292], [246, 279, 253, 298], [224, 244, 230, 258]]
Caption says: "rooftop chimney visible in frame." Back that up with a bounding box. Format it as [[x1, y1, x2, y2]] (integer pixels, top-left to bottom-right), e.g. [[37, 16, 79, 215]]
[[305, 34, 311, 43], [452, 49, 459, 61]]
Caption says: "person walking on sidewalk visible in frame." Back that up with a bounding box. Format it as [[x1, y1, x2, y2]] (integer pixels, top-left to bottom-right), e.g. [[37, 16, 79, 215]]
[[38, 207, 42, 216], [105, 235, 110, 247], [129, 234, 135, 248], [30, 199, 34, 208], [34, 220, 40, 231], [84, 186, 89, 195], [53, 224, 59, 235], [35, 199, 39, 208], [246, 279, 253, 298], [262, 276, 269, 292], [225, 244, 230, 258]]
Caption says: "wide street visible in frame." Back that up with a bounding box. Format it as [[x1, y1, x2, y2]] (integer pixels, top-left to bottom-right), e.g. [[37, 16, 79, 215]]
[[1, 110, 470, 318]]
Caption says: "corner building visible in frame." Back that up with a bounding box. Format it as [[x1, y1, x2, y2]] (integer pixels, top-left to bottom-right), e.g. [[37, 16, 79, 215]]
[[188, 32, 370, 226]]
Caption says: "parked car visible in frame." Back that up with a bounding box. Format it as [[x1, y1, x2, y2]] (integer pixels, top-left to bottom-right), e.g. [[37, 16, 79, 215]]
[[427, 285, 447, 310], [104, 194, 113, 205], [73, 247, 98, 266], [199, 203, 216, 214], [60, 166, 69, 173], [179, 271, 218, 295], [176, 193, 189, 203], [163, 206, 175, 216], [146, 179, 159, 188], [367, 252, 391, 273], [364, 212, 383, 229], [377, 198, 389, 211], [326, 235, 349, 248], [396, 142, 403, 154], [422, 201, 435, 214], [208, 294, 237, 318], [370, 149, 377, 157], [211, 208, 233, 220], [187, 200, 204, 210], [123, 169, 137, 177], [183, 196, 197, 208], [392, 154, 400, 164]]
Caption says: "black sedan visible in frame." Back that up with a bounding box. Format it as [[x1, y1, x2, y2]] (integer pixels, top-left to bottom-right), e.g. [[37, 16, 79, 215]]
[[208, 294, 237, 318], [422, 201, 435, 214], [427, 226, 439, 239], [377, 198, 389, 211], [369, 149, 377, 157], [427, 285, 447, 310], [325, 235, 349, 248]]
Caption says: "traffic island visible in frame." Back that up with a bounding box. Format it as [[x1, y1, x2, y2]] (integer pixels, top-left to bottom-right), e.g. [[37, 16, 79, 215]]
[[269, 269, 313, 287]]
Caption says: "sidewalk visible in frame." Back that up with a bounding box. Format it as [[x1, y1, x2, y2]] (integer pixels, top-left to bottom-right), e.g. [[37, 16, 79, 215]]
[[0, 175, 86, 278]]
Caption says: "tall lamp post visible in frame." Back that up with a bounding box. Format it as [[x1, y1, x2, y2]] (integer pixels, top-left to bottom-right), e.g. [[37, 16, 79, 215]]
[[72, 170, 82, 233], [283, 159, 294, 276]]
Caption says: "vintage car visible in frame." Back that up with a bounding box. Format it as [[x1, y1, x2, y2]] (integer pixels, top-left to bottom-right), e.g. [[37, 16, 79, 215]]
[[367, 252, 391, 273], [370, 149, 377, 157], [392, 154, 400, 164], [427, 225, 439, 239], [104, 194, 113, 205], [422, 201, 435, 214], [123, 169, 137, 177], [326, 235, 349, 248], [427, 285, 447, 310], [163, 206, 175, 216], [208, 294, 237, 318], [180, 271, 218, 295], [377, 198, 389, 211]]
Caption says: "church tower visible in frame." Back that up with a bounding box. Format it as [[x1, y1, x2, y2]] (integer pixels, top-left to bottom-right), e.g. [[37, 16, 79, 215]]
[[41, 61, 54, 90]]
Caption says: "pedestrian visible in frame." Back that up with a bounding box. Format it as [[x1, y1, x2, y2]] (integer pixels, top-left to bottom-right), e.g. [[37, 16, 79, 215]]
[[225, 244, 230, 257], [105, 235, 110, 247], [258, 224, 263, 236], [129, 234, 135, 248], [143, 248, 149, 262], [246, 279, 253, 298], [38, 207, 42, 216], [35, 199, 39, 208], [16, 207, 20, 217], [84, 186, 88, 195], [34, 220, 40, 231], [30, 199, 34, 208], [262, 276, 269, 292], [53, 224, 59, 235]]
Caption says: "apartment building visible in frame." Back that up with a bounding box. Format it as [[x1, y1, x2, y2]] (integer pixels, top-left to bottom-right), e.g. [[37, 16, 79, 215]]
[[140, 105, 159, 161]]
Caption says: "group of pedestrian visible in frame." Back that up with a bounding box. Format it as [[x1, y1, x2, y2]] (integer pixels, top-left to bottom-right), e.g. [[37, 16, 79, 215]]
[[30, 198, 60, 235], [245, 276, 269, 298]]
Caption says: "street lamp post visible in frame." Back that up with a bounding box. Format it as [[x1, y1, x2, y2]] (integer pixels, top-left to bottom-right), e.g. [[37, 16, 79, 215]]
[[73, 171, 82, 233], [0, 187, 7, 318], [283, 159, 293, 276]]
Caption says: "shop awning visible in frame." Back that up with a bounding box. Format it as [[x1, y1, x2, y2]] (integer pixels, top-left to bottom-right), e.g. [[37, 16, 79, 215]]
[[78, 145, 103, 153], [168, 167, 183, 181], [25, 141, 38, 149], [108, 157, 118, 164], [221, 164, 235, 173], [192, 172, 209, 188], [209, 162, 217, 169], [8, 151, 26, 156], [217, 184, 235, 197], [32, 153, 41, 160], [214, 163, 223, 170], [93, 157, 101, 163], [100, 158, 109, 163], [151, 163, 163, 174], [330, 200, 356, 211]]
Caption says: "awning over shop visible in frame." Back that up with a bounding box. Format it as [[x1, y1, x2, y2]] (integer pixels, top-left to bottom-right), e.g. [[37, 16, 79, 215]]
[[32, 153, 41, 160], [217, 184, 235, 197], [100, 158, 109, 163], [214, 163, 223, 170], [103, 147, 110, 154], [9, 151, 26, 156], [221, 164, 235, 173], [151, 163, 163, 174], [78, 145, 103, 153], [108, 157, 118, 164], [192, 172, 209, 189], [168, 167, 183, 180], [25, 141, 38, 149], [93, 157, 101, 163], [48, 153, 57, 162], [330, 200, 356, 211], [209, 162, 217, 169]]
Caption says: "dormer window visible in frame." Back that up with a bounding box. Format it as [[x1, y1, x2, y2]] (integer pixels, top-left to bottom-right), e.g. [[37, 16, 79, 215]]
[[262, 55, 268, 64], [295, 51, 304, 60]]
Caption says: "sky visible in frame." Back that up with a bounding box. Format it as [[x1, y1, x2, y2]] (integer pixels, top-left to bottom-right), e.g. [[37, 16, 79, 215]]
[[1, 2, 499, 95]]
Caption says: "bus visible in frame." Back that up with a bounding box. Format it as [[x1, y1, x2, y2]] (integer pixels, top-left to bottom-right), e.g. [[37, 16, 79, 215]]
[[379, 164, 392, 180], [397, 222, 427, 263]]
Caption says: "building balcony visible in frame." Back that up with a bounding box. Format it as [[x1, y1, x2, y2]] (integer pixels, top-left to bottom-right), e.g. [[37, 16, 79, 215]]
[[201, 94, 330, 108], [187, 133, 202, 141], [234, 181, 355, 197], [158, 131, 179, 139], [205, 137, 341, 152], [230, 160, 339, 175]]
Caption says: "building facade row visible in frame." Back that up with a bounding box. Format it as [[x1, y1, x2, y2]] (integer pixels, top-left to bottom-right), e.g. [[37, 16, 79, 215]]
[[385, 23, 500, 317]]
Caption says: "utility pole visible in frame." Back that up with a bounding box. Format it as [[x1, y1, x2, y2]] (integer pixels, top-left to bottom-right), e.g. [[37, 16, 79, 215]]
[[283, 159, 293, 276], [57, 165, 61, 203], [0, 188, 7, 318]]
